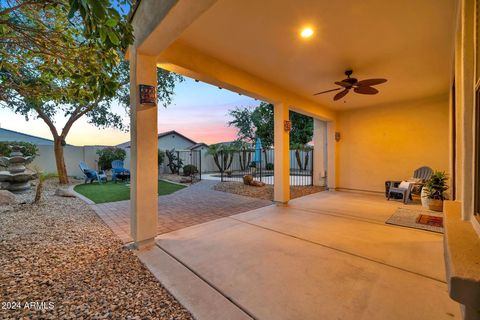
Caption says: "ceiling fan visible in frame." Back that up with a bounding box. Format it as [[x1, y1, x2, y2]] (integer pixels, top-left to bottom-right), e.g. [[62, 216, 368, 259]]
[[313, 70, 387, 101]]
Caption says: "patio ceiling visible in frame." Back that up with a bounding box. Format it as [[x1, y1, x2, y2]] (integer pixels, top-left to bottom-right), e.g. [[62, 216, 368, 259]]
[[170, 0, 457, 110]]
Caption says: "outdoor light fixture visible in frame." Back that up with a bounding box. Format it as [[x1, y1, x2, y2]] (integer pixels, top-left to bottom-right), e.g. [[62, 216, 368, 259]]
[[300, 27, 314, 38], [335, 132, 341, 142], [139, 84, 157, 106], [284, 120, 292, 132]]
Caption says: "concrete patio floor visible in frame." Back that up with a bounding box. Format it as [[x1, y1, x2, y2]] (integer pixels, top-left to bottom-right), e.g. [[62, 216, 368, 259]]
[[140, 191, 460, 320]]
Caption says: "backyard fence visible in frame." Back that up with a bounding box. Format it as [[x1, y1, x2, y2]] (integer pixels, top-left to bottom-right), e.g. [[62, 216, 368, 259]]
[[217, 148, 313, 186], [175, 149, 202, 180]]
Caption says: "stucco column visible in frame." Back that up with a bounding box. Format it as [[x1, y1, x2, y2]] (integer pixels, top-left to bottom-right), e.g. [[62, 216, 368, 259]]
[[130, 49, 158, 249], [313, 119, 327, 186], [326, 121, 337, 190], [274, 102, 290, 203]]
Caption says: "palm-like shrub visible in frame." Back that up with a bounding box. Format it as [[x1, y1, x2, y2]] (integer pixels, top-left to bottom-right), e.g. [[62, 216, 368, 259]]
[[424, 171, 449, 200]]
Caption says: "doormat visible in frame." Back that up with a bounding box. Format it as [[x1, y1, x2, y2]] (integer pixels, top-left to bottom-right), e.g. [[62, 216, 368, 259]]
[[385, 207, 444, 233], [416, 214, 443, 228]]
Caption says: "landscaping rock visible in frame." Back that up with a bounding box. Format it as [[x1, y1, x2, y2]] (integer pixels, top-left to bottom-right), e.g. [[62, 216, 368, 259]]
[[214, 181, 325, 201], [54, 188, 76, 198], [250, 180, 266, 187], [0, 180, 192, 319], [0, 190, 16, 206], [243, 175, 253, 185]]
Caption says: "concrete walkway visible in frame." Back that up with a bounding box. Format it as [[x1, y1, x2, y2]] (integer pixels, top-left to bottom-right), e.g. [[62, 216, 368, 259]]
[[91, 180, 272, 243], [143, 191, 459, 320]]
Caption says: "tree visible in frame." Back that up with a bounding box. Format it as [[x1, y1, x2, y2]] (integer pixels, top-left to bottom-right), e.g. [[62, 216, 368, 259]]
[[207, 143, 235, 173], [0, 1, 182, 184], [289, 111, 313, 170], [227, 107, 255, 143], [251, 102, 274, 163], [229, 102, 313, 168]]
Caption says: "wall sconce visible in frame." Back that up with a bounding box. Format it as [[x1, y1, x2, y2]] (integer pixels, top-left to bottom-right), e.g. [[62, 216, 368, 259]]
[[335, 132, 341, 141], [139, 84, 157, 106], [284, 120, 292, 132]]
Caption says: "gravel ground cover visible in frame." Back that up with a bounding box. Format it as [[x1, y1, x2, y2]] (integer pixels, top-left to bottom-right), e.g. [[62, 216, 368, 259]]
[[0, 179, 192, 320], [213, 181, 325, 200]]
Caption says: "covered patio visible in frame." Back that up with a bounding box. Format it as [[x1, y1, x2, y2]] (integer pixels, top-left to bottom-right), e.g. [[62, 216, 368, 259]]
[[126, 0, 480, 319], [138, 191, 459, 320]]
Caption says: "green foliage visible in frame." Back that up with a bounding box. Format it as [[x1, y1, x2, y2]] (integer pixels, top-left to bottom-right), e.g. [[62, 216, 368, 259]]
[[290, 111, 313, 146], [228, 103, 313, 149], [183, 164, 198, 177], [166, 149, 183, 174], [424, 171, 449, 200], [0, 141, 38, 158], [228, 107, 255, 143], [251, 103, 274, 149], [96, 147, 126, 170], [158, 149, 165, 166], [0, 1, 182, 182], [74, 180, 186, 204], [266, 163, 274, 170], [207, 143, 235, 172]]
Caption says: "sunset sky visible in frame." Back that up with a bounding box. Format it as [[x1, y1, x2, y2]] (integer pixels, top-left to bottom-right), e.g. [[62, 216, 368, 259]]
[[0, 77, 260, 146]]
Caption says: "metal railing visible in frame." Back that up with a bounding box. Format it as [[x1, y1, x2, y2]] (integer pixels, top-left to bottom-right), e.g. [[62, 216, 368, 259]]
[[217, 148, 313, 186]]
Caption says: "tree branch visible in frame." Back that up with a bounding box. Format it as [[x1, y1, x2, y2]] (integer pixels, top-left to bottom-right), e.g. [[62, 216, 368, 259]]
[[34, 106, 59, 139]]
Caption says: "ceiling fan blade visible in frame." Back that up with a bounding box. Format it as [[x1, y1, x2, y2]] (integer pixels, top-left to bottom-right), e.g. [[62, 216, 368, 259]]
[[334, 89, 349, 101], [354, 86, 379, 95], [313, 88, 341, 95], [356, 78, 387, 87], [335, 81, 351, 88]]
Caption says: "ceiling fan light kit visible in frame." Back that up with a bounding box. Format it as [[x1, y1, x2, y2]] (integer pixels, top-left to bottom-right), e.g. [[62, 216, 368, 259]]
[[314, 70, 387, 101]]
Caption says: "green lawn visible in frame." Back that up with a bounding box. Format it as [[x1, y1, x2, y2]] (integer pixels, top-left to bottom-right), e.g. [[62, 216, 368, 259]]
[[74, 180, 186, 204]]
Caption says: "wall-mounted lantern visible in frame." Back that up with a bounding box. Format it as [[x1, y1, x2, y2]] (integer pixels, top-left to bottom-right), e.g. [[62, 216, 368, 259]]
[[284, 120, 292, 132], [335, 132, 341, 142], [139, 84, 157, 106]]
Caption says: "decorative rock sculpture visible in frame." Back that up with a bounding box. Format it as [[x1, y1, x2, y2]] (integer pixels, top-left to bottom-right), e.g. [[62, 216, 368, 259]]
[[0, 145, 36, 192]]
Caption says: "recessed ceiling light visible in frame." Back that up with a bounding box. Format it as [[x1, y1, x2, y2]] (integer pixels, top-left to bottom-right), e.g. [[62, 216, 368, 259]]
[[300, 27, 314, 38]]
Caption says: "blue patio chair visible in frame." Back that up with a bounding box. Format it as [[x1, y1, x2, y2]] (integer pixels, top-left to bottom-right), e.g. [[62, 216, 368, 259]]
[[111, 160, 130, 183], [79, 161, 107, 184]]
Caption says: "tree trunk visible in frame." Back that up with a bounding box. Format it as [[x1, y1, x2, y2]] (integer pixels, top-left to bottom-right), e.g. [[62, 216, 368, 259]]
[[54, 137, 69, 184], [263, 149, 268, 165], [295, 149, 303, 170], [304, 152, 309, 171], [239, 153, 244, 171]]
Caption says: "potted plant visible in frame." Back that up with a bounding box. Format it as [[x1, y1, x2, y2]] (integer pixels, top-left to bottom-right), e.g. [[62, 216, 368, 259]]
[[423, 171, 449, 212]]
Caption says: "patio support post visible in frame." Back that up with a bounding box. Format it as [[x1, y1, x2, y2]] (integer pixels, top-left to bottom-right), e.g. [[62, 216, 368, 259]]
[[326, 121, 337, 190], [129, 49, 158, 249], [313, 119, 327, 186], [274, 102, 290, 203]]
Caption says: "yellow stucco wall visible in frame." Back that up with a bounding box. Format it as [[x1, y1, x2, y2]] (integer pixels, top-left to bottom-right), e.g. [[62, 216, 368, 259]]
[[336, 95, 450, 193]]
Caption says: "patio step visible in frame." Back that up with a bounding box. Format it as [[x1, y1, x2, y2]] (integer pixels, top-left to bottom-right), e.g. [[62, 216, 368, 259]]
[[135, 245, 253, 320]]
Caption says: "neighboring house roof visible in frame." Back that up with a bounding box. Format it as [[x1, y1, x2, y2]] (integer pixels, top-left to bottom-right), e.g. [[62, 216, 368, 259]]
[[0, 127, 54, 145], [117, 130, 198, 148], [189, 143, 209, 150], [157, 130, 197, 145]]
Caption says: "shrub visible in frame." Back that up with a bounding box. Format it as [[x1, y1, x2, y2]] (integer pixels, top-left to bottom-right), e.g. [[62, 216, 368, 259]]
[[424, 171, 449, 200], [96, 147, 126, 171], [158, 149, 165, 166], [166, 149, 183, 174], [183, 164, 198, 177], [0, 141, 38, 158], [266, 162, 274, 170]]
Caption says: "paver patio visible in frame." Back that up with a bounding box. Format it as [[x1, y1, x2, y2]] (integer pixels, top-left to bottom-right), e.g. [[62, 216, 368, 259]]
[[91, 180, 272, 243]]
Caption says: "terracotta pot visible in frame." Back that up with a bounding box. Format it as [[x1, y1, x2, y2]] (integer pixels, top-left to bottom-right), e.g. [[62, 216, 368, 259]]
[[428, 199, 444, 212]]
